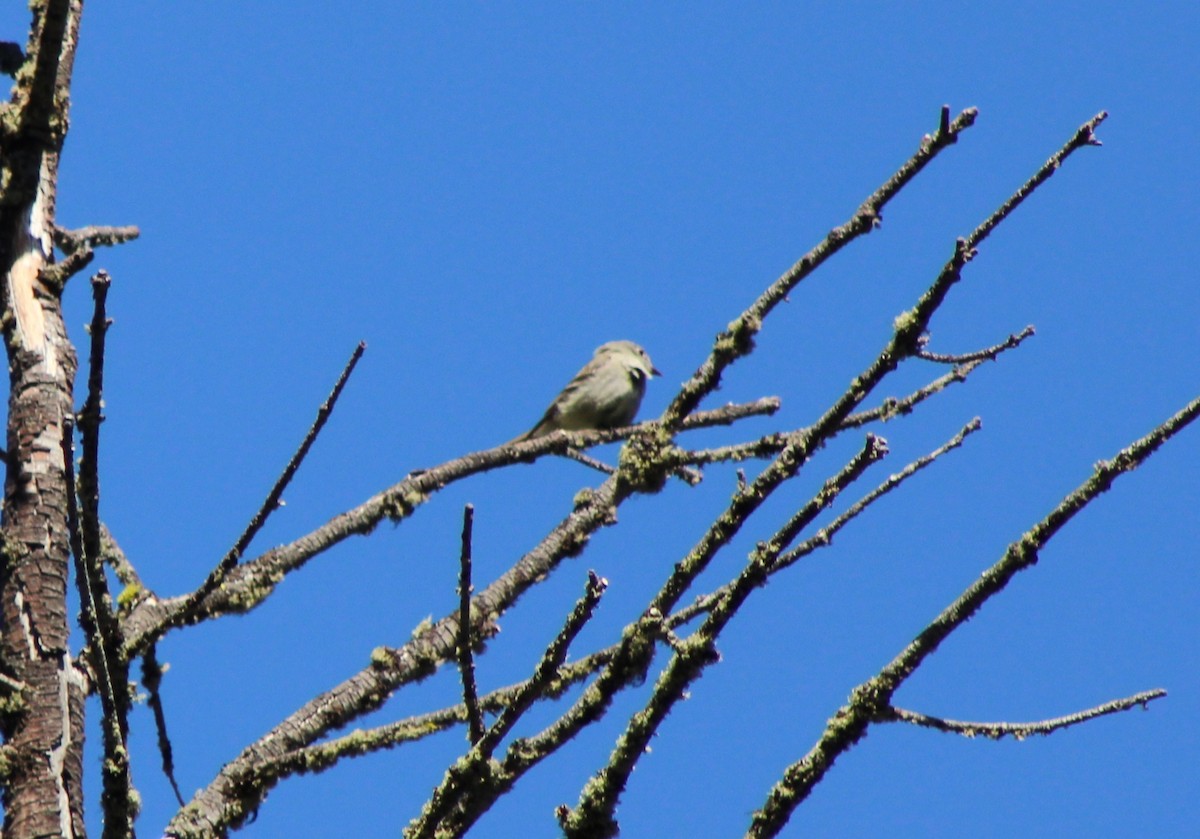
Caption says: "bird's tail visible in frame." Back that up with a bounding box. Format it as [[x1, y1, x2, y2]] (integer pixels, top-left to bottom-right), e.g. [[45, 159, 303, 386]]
[[503, 424, 542, 447]]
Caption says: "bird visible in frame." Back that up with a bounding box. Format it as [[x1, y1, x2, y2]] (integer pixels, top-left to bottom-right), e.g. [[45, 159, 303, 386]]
[[508, 340, 661, 444]]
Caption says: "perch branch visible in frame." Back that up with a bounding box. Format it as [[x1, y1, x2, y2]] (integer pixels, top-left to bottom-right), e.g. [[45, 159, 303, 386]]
[[122, 398, 777, 656], [166, 397, 770, 833], [564, 109, 1109, 839]]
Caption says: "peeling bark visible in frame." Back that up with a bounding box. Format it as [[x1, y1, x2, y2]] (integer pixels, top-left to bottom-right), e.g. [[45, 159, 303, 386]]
[[0, 2, 87, 836]]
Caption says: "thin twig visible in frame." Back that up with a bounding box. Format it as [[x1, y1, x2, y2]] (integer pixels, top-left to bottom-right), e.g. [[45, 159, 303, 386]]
[[411, 571, 609, 837], [562, 445, 703, 485], [841, 361, 984, 428], [483, 570, 607, 758], [62, 413, 134, 835], [166, 341, 366, 632], [685, 374, 990, 468], [777, 418, 982, 567], [456, 504, 486, 745], [77, 269, 138, 837], [881, 690, 1167, 740], [748, 388, 1197, 838], [967, 114, 1105, 248], [677, 432, 791, 467], [667, 419, 982, 630], [162, 108, 983, 838], [100, 523, 147, 600], [142, 645, 186, 806], [122, 398, 777, 656], [917, 325, 1035, 364], [78, 271, 121, 641], [561, 435, 890, 836], [560, 448, 615, 474], [660, 105, 979, 429], [236, 645, 620, 792], [40, 225, 139, 289]]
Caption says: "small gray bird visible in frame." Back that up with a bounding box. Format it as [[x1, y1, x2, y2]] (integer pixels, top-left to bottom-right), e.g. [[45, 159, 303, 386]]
[[510, 340, 661, 443]]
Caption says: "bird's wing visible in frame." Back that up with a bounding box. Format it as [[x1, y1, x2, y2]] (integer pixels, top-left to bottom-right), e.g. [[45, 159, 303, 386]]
[[509, 355, 606, 443]]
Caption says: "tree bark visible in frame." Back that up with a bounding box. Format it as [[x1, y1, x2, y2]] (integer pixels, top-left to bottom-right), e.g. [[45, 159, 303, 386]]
[[0, 2, 87, 836]]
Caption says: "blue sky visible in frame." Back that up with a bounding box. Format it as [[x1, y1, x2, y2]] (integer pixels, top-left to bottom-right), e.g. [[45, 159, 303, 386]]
[[3, 3, 1196, 837]]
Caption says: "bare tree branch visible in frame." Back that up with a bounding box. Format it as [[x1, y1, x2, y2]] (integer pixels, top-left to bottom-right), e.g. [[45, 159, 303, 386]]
[[150, 341, 366, 639], [78, 271, 120, 648], [916, 325, 1035, 365], [236, 644, 620, 795], [40, 225, 140, 289], [563, 108, 1110, 839], [747, 390, 1199, 838], [122, 398, 778, 656], [73, 269, 138, 839], [881, 690, 1167, 740], [142, 645, 186, 807], [660, 105, 980, 429], [561, 434, 892, 837], [669, 418, 982, 630], [456, 504, 486, 745], [841, 360, 985, 428], [560, 446, 704, 485], [61, 416, 120, 727], [52, 224, 140, 250], [480, 570, 608, 760], [410, 571, 609, 838], [777, 418, 981, 566], [164, 104, 987, 839]]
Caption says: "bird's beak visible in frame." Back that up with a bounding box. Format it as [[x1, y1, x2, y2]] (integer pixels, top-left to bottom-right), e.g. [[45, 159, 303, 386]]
[[651, 365, 662, 377]]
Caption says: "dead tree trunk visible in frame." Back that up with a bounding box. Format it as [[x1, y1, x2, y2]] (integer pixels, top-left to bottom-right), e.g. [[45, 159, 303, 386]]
[[0, 2, 87, 836]]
